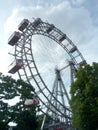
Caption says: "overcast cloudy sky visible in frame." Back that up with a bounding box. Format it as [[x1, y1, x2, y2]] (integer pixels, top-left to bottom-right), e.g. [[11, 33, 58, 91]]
[[0, 0, 98, 75]]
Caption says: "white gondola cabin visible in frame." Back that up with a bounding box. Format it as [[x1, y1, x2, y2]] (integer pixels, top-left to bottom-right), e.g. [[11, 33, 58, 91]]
[[24, 97, 39, 106], [8, 31, 21, 46], [8, 59, 23, 74], [18, 19, 29, 31]]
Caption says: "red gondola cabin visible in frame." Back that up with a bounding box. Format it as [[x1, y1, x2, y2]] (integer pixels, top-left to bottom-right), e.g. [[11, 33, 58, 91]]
[[32, 18, 42, 27], [46, 24, 54, 33], [18, 19, 29, 31], [8, 59, 23, 74], [59, 34, 66, 42], [8, 31, 21, 46]]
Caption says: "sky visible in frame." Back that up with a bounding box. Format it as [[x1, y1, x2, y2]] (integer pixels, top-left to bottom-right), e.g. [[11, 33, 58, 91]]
[[0, 0, 98, 126], [0, 0, 98, 75]]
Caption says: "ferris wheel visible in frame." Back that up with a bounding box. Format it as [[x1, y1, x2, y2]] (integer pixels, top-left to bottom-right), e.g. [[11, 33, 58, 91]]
[[8, 18, 86, 130]]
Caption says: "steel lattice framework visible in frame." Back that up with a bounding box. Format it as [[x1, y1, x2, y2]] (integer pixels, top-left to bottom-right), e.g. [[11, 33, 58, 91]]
[[8, 18, 86, 130]]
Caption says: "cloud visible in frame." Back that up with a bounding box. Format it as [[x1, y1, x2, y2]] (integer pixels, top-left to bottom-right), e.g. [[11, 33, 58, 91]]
[[72, 0, 86, 6], [4, 9, 20, 34]]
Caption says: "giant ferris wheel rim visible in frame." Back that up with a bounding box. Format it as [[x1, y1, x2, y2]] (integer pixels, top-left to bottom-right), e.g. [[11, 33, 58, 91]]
[[8, 17, 86, 120]]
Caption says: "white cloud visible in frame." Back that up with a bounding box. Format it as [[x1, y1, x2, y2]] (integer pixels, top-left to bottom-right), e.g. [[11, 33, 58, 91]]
[[4, 9, 19, 34]]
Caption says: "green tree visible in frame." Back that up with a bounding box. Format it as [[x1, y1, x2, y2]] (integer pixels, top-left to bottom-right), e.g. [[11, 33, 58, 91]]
[[0, 72, 40, 130], [37, 114, 44, 130], [0, 101, 9, 130], [70, 63, 98, 130]]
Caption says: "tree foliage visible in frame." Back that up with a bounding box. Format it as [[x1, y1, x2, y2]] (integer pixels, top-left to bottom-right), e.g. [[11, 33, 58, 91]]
[[70, 63, 98, 130], [0, 72, 40, 130]]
